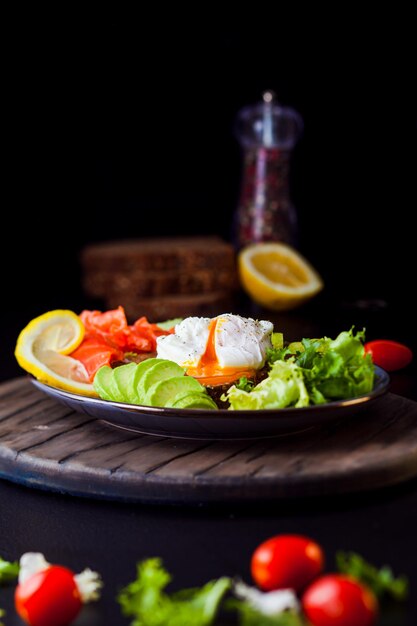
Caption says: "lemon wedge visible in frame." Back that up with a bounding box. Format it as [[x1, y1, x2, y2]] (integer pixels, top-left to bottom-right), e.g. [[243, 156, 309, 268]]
[[238, 242, 324, 311], [14, 309, 97, 396]]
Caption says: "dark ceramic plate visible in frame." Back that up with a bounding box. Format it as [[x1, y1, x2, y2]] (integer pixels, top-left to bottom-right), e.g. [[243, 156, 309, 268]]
[[30, 366, 390, 440]]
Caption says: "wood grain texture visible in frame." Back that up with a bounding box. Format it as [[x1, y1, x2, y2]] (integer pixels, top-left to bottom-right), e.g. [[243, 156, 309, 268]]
[[0, 377, 416, 504]]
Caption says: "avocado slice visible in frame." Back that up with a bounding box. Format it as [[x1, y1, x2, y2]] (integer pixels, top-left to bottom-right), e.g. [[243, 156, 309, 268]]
[[171, 392, 218, 410], [135, 359, 185, 405], [144, 375, 204, 407], [94, 358, 218, 409], [93, 365, 114, 401], [128, 358, 163, 404], [113, 362, 138, 402]]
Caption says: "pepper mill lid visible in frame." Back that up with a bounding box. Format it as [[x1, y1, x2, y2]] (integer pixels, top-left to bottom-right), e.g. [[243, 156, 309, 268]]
[[235, 90, 303, 149]]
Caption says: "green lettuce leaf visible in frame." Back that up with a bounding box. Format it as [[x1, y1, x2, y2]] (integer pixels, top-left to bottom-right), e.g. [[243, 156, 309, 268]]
[[156, 318, 183, 330], [224, 360, 309, 410], [296, 328, 375, 404], [117, 557, 231, 626], [226, 327, 374, 410]]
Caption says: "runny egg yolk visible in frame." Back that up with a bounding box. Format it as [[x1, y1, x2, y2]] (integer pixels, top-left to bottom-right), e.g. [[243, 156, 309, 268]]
[[185, 318, 256, 386]]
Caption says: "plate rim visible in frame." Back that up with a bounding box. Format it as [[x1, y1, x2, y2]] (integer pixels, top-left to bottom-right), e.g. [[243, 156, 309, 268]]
[[29, 365, 390, 421]]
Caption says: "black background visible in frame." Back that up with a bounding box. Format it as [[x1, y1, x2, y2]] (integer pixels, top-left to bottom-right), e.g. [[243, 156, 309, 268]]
[[4, 14, 416, 308]]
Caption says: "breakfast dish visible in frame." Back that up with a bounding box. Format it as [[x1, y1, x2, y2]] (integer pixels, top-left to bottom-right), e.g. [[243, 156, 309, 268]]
[[15, 306, 390, 437]]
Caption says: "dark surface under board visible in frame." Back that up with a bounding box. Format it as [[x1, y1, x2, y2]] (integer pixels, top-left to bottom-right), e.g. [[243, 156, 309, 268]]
[[1, 377, 416, 504]]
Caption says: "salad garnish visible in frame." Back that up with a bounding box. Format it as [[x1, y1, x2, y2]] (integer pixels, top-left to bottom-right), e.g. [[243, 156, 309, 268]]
[[224, 327, 375, 410]]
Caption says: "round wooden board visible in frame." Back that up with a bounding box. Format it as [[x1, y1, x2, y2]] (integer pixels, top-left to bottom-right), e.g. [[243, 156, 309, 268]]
[[1, 377, 417, 504]]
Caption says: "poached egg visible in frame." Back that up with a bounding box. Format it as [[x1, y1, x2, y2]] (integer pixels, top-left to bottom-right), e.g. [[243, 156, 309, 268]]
[[156, 313, 273, 386]]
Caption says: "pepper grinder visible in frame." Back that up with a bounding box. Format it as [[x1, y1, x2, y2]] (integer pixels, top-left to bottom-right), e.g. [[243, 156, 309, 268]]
[[232, 91, 303, 249]]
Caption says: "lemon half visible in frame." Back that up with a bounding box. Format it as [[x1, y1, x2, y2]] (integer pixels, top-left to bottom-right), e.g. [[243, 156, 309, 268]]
[[15, 309, 97, 396], [238, 242, 324, 311]]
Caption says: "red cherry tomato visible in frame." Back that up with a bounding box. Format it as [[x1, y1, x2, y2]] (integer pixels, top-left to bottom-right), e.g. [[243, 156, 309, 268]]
[[302, 574, 378, 626], [251, 534, 324, 593], [15, 565, 82, 626], [364, 339, 413, 371]]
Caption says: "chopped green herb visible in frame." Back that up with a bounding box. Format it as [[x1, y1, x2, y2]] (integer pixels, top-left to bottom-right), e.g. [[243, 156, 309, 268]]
[[336, 551, 409, 601], [266, 346, 287, 364], [0, 556, 19, 583], [271, 332, 284, 350], [235, 377, 255, 392]]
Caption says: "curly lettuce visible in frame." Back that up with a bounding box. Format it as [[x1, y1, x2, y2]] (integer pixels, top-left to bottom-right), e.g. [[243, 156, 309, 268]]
[[224, 360, 309, 410], [225, 328, 375, 410], [295, 328, 375, 404]]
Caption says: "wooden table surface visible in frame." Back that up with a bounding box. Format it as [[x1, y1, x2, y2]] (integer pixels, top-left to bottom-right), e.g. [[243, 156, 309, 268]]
[[1, 378, 417, 505]]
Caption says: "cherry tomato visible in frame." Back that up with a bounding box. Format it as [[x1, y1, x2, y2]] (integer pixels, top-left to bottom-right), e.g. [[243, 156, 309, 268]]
[[15, 565, 82, 626], [364, 339, 413, 371], [251, 534, 324, 593], [302, 574, 378, 626]]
